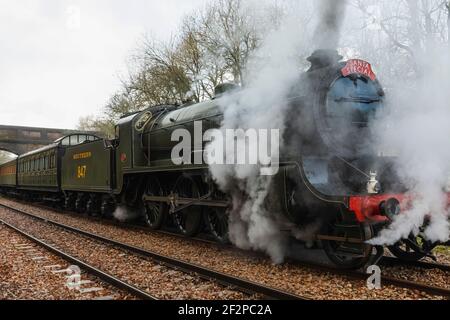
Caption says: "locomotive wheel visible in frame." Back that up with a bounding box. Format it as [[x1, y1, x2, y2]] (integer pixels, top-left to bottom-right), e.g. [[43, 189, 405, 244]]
[[388, 234, 434, 262], [86, 194, 101, 216], [172, 175, 203, 237], [75, 193, 88, 214], [142, 177, 167, 230], [64, 193, 76, 211], [322, 221, 373, 269], [205, 208, 229, 243], [100, 195, 116, 218]]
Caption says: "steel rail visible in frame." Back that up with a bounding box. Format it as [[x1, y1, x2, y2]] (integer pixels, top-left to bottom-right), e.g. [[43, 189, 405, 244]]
[[380, 256, 450, 273], [29, 201, 450, 274], [286, 258, 450, 298]]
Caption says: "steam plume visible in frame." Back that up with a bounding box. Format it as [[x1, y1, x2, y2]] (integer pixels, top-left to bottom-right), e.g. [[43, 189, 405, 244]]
[[207, 1, 349, 263], [207, 15, 303, 263], [313, 0, 347, 50], [369, 43, 450, 245]]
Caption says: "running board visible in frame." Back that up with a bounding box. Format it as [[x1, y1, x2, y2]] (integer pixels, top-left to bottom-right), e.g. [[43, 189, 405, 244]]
[[316, 234, 365, 244], [142, 194, 229, 214]]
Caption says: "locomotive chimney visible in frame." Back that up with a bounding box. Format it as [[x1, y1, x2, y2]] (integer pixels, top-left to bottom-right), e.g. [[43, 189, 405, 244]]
[[307, 49, 342, 71]]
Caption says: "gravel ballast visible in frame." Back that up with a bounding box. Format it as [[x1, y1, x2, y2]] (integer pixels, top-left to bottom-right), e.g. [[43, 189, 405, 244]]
[[0, 223, 133, 300], [0, 198, 448, 300], [0, 205, 257, 300]]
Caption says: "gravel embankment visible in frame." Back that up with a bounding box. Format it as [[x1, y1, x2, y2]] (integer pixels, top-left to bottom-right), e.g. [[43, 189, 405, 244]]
[[0, 205, 256, 300], [0, 198, 447, 300], [0, 223, 133, 300], [382, 265, 449, 289]]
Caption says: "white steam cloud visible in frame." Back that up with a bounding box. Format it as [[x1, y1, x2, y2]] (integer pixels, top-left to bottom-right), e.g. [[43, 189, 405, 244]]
[[369, 42, 450, 245], [207, 15, 303, 264], [313, 0, 347, 50], [113, 205, 139, 222], [207, 0, 348, 263]]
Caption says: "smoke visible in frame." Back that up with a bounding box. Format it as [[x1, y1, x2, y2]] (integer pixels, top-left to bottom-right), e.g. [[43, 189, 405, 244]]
[[369, 42, 450, 245], [113, 205, 140, 222], [207, 15, 303, 264], [313, 0, 347, 50], [207, 1, 349, 263]]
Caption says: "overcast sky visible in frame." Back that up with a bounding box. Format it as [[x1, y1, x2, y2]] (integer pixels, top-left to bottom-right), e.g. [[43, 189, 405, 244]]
[[0, 0, 209, 129]]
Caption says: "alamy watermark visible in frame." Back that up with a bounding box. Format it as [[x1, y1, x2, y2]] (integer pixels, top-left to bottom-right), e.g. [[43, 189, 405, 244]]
[[170, 121, 280, 176], [366, 265, 382, 290], [65, 265, 82, 290]]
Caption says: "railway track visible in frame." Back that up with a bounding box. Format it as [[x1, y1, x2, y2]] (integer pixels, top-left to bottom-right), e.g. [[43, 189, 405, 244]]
[[28, 201, 450, 273], [1, 199, 449, 299], [380, 256, 450, 273], [288, 258, 450, 298], [0, 202, 308, 300], [0, 217, 156, 300]]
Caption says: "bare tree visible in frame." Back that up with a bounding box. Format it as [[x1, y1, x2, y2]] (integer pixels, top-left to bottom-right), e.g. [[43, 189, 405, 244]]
[[351, 0, 449, 82], [176, 17, 229, 101], [75, 0, 286, 131], [447, 1, 450, 42], [194, 0, 262, 85], [77, 115, 115, 138]]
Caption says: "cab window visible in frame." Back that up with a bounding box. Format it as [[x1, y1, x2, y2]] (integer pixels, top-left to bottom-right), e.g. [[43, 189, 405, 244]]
[[70, 135, 77, 146], [61, 137, 70, 146]]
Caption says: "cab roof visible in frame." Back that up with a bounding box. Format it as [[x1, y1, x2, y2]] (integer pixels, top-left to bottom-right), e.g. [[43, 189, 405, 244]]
[[19, 133, 100, 158]]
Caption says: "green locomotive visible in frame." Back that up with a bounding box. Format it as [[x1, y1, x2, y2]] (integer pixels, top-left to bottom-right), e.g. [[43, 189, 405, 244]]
[[2, 50, 443, 268]]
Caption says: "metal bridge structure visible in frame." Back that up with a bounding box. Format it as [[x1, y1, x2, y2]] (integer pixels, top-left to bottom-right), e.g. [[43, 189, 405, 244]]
[[0, 124, 89, 155]]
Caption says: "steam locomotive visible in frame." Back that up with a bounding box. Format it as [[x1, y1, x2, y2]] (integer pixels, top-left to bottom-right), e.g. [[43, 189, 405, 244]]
[[0, 50, 444, 268]]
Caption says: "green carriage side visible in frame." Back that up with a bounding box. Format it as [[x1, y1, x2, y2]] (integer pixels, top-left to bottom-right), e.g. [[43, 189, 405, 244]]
[[17, 144, 59, 192], [61, 138, 114, 193], [17, 133, 100, 193]]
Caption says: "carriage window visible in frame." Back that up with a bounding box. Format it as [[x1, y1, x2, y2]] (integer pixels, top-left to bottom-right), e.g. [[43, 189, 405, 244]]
[[61, 137, 70, 146], [70, 135, 77, 146]]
